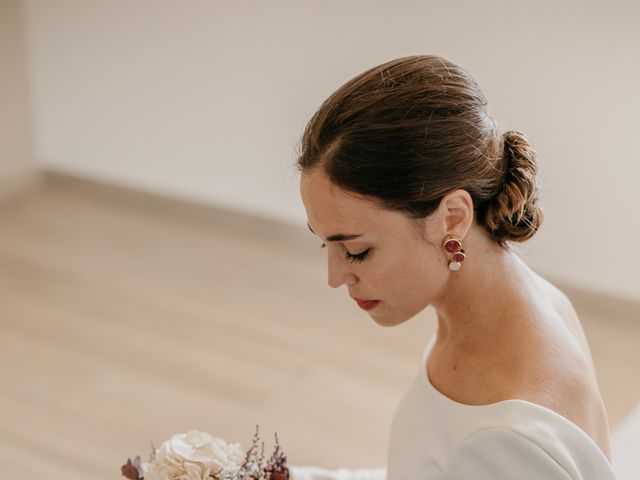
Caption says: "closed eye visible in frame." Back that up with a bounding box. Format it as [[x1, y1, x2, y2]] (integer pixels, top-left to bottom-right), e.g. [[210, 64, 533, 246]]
[[320, 243, 371, 264]]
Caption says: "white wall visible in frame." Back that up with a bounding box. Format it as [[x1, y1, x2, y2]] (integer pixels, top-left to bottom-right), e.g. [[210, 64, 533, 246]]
[[23, 0, 640, 302], [0, 0, 36, 199]]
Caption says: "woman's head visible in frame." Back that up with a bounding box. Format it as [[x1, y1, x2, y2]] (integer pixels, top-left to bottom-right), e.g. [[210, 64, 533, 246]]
[[297, 55, 542, 246], [297, 55, 543, 325]]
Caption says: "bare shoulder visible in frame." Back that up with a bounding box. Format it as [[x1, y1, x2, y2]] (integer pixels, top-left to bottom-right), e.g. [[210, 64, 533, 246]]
[[429, 267, 612, 459], [510, 338, 612, 461], [508, 273, 612, 460], [530, 273, 594, 365]]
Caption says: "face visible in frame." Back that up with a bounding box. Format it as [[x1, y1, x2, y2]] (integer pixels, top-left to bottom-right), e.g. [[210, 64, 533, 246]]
[[300, 170, 451, 327]]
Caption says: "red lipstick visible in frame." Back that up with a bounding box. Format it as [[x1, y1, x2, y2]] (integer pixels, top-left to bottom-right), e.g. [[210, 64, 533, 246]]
[[354, 298, 380, 311]]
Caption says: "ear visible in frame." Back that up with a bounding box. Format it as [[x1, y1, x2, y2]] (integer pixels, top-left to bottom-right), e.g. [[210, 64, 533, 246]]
[[435, 189, 475, 240]]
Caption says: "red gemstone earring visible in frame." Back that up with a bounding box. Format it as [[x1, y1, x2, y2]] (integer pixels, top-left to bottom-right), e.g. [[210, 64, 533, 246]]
[[443, 236, 466, 271]]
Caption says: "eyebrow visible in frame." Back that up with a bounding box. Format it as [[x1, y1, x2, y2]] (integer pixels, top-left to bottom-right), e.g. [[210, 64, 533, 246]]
[[307, 223, 363, 242]]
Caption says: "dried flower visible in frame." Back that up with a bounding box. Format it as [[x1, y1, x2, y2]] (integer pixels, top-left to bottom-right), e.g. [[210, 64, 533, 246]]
[[121, 456, 144, 480], [121, 426, 288, 480]]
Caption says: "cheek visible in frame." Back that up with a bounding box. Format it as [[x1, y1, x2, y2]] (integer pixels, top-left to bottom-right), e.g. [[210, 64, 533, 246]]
[[369, 249, 438, 288]]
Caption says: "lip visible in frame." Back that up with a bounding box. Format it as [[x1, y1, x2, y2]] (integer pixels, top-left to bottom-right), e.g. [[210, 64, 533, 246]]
[[354, 298, 381, 311]]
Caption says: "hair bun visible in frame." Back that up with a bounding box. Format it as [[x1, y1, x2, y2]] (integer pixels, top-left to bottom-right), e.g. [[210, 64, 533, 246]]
[[482, 130, 543, 245]]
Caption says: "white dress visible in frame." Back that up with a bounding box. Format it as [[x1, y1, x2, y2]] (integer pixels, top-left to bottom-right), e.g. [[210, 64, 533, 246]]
[[289, 333, 618, 480]]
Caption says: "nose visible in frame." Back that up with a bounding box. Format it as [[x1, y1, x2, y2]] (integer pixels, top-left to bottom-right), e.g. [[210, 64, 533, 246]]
[[327, 249, 358, 288]]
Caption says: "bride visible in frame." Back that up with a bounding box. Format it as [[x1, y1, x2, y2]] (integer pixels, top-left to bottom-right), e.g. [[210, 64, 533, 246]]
[[289, 55, 617, 479]]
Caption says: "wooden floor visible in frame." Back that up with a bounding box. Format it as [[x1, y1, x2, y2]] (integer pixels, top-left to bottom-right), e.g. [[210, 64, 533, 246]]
[[0, 175, 638, 479]]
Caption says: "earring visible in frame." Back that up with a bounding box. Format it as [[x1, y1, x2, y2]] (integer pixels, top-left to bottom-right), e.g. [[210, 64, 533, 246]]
[[443, 236, 466, 271]]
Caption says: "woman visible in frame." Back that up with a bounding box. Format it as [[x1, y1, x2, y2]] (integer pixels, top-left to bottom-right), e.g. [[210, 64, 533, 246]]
[[289, 55, 617, 479]]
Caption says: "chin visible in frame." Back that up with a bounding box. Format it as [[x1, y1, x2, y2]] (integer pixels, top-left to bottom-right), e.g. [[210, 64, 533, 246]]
[[371, 310, 413, 328]]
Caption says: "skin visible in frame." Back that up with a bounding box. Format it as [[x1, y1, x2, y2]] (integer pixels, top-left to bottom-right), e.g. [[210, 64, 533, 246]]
[[300, 168, 537, 333], [299, 168, 612, 462]]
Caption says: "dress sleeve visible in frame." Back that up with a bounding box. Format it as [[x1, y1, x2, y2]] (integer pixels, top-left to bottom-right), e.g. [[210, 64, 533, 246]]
[[448, 427, 574, 480], [288, 465, 386, 480]]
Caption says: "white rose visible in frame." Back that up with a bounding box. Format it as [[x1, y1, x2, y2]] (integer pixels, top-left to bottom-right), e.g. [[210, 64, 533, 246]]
[[143, 430, 246, 480]]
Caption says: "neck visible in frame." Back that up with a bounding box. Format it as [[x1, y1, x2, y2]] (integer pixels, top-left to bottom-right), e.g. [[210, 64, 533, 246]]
[[432, 225, 536, 348]]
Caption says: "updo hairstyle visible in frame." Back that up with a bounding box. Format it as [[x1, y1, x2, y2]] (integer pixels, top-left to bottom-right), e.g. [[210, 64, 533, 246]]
[[295, 55, 543, 248]]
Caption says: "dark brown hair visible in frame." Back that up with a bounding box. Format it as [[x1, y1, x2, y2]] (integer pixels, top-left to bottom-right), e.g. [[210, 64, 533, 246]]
[[295, 55, 543, 248]]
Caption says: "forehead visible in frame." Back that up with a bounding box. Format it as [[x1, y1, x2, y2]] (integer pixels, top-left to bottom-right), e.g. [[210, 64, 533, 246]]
[[300, 171, 391, 233]]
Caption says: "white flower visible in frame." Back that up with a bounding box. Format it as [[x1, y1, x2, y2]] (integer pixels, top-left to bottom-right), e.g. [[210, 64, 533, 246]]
[[143, 430, 246, 480]]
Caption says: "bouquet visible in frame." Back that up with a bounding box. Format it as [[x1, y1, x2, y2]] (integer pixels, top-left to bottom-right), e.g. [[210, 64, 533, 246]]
[[121, 425, 290, 480]]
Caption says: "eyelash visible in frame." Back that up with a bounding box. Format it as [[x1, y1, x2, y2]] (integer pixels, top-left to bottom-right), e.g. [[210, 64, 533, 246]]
[[320, 243, 371, 264]]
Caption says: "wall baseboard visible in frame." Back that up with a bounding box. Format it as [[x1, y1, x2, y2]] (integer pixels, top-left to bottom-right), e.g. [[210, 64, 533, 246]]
[[0, 167, 42, 206], [41, 169, 640, 321], [551, 279, 639, 323], [42, 169, 312, 250]]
